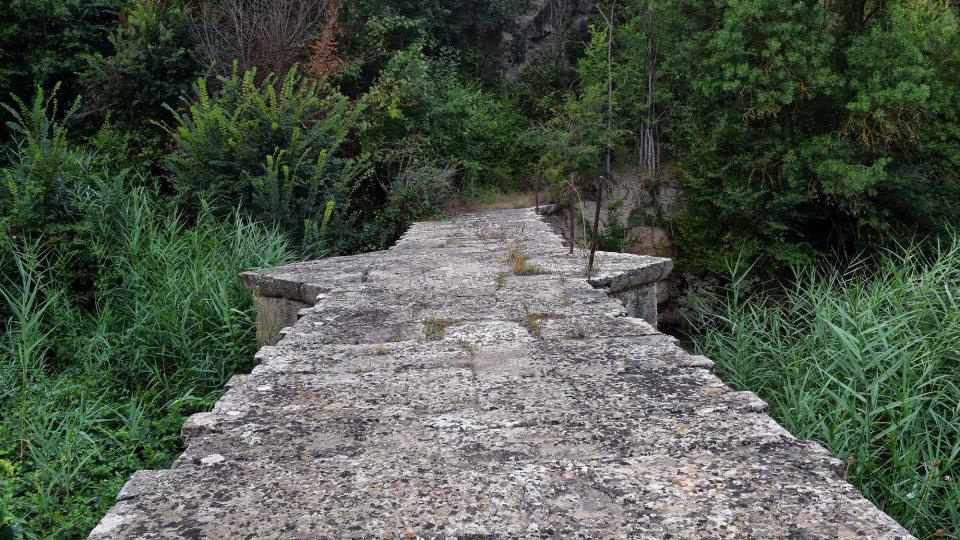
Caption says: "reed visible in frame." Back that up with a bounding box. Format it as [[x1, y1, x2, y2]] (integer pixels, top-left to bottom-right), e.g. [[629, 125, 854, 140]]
[[0, 189, 293, 537], [686, 240, 960, 537]]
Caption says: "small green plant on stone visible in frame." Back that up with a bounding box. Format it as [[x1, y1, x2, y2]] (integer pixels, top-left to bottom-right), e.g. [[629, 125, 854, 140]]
[[522, 307, 550, 338], [349, 363, 376, 374], [496, 272, 507, 290], [423, 318, 452, 341], [509, 246, 545, 276]]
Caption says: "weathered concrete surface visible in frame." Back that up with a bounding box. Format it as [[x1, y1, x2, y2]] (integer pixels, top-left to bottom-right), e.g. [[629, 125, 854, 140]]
[[90, 208, 912, 539]]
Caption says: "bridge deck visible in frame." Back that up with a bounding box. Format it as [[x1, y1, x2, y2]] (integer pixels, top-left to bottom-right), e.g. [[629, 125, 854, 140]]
[[91, 209, 911, 539]]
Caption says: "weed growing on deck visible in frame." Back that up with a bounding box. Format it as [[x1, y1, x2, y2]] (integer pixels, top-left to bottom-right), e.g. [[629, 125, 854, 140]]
[[476, 227, 507, 241], [423, 318, 452, 341], [522, 307, 550, 338], [568, 324, 588, 339], [455, 340, 479, 377], [509, 246, 546, 276]]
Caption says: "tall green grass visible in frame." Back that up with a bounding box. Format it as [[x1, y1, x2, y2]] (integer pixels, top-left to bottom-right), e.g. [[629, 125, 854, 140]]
[[0, 188, 293, 538], [686, 241, 960, 537]]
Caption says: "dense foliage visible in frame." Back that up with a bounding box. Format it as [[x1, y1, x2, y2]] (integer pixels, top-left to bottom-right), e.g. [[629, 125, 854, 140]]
[[0, 0, 958, 537], [519, 0, 960, 274], [0, 96, 292, 537], [687, 241, 960, 535], [0, 195, 291, 537], [337, 0, 530, 88], [166, 67, 356, 255], [0, 0, 121, 112], [652, 0, 960, 272]]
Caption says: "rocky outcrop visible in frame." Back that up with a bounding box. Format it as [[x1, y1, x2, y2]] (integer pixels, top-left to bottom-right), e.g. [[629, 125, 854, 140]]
[[503, 0, 593, 75], [89, 208, 912, 539]]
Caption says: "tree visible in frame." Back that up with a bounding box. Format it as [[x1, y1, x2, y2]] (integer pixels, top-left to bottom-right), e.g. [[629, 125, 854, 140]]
[[645, 0, 960, 274], [634, 0, 659, 175], [82, 0, 200, 169], [335, 0, 530, 91], [0, 0, 121, 128], [191, 0, 333, 78]]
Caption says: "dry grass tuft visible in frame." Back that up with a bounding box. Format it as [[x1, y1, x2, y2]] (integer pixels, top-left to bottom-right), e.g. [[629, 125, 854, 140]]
[[509, 246, 546, 276], [522, 307, 550, 338], [568, 324, 588, 339], [476, 226, 507, 241], [451, 191, 537, 214], [423, 318, 453, 341]]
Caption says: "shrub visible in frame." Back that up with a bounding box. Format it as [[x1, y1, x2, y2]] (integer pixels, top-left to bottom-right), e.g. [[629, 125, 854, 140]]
[[81, 0, 200, 169], [2, 87, 85, 237], [686, 242, 960, 537], [345, 163, 455, 254], [363, 44, 529, 190], [0, 87, 128, 298], [0, 0, 120, 122], [165, 66, 359, 252]]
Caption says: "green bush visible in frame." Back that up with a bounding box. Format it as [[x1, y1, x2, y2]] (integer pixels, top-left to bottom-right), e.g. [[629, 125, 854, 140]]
[[0, 0, 120, 123], [81, 0, 199, 169], [686, 242, 960, 537], [363, 44, 528, 190], [2, 87, 86, 237], [166, 66, 359, 253]]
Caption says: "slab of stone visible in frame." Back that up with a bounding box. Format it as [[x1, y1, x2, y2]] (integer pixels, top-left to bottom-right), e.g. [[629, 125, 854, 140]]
[[90, 208, 912, 539]]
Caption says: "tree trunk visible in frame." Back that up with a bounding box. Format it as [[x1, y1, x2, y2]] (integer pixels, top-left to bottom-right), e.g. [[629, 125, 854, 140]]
[[638, 1, 660, 177], [605, 0, 614, 181]]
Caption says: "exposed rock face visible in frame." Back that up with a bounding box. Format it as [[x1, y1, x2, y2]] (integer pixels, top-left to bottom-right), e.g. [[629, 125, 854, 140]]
[[89, 208, 912, 539], [504, 0, 593, 75]]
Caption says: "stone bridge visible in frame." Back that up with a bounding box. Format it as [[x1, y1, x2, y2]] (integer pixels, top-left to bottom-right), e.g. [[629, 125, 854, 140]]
[[90, 208, 911, 539]]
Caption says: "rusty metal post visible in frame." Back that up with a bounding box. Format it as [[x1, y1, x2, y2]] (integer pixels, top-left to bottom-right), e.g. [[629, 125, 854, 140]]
[[588, 175, 604, 275], [535, 181, 539, 213], [567, 187, 575, 254]]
